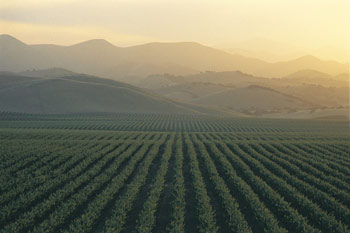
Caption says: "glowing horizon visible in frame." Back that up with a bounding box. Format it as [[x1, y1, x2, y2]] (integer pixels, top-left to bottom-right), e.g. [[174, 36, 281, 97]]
[[0, 0, 349, 62]]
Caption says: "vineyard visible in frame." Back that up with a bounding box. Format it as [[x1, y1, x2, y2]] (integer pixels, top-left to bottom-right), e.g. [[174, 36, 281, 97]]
[[0, 112, 349, 233]]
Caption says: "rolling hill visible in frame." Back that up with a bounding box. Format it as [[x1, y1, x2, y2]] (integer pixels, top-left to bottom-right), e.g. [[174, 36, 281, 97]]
[[22, 68, 347, 112], [280, 69, 349, 87], [131, 71, 270, 90], [0, 72, 240, 115], [19, 67, 77, 78], [191, 85, 316, 114], [154, 82, 233, 102], [147, 70, 349, 117], [1, 34, 348, 79], [276, 85, 349, 107]]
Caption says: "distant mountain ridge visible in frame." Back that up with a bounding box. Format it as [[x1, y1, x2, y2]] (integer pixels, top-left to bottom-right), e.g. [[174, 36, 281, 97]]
[[224, 38, 350, 63], [0, 34, 348, 79]]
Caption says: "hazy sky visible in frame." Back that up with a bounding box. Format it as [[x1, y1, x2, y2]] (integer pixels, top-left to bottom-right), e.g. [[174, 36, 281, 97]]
[[0, 0, 349, 52]]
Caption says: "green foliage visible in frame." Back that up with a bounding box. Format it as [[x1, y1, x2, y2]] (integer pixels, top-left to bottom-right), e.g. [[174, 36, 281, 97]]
[[0, 113, 349, 233]]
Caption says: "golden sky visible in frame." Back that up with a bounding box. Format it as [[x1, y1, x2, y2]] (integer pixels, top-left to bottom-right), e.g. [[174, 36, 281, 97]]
[[0, 0, 349, 61]]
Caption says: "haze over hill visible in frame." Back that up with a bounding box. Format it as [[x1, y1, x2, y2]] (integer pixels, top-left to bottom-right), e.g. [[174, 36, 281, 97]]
[[223, 38, 350, 63], [2, 67, 347, 118], [280, 70, 349, 87], [19, 67, 77, 78], [1, 34, 348, 119], [144, 70, 349, 118], [0, 72, 240, 116], [139, 70, 349, 90], [191, 85, 315, 114], [1, 35, 348, 80]]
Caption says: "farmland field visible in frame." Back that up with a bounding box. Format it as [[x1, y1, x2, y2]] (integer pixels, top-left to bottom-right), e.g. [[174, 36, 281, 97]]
[[0, 112, 349, 233]]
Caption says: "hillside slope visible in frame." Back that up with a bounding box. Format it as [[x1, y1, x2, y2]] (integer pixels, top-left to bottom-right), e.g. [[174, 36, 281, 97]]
[[280, 69, 349, 87], [191, 85, 316, 113], [0, 73, 239, 115], [154, 82, 233, 102]]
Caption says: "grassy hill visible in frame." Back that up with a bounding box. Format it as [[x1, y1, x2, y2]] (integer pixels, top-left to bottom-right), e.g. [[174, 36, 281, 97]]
[[154, 82, 232, 102], [148, 71, 349, 110], [0, 73, 240, 116], [191, 85, 315, 114]]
